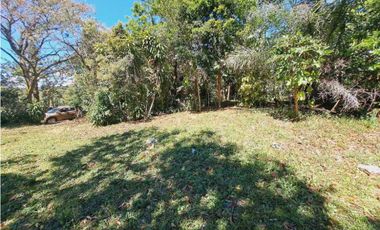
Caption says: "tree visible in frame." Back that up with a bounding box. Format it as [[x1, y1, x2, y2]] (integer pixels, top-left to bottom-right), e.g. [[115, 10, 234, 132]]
[[273, 33, 329, 115], [64, 20, 106, 111], [1, 0, 90, 102], [59, 0, 378, 126], [318, 0, 379, 88], [152, 0, 253, 109], [66, 20, 105, 80]]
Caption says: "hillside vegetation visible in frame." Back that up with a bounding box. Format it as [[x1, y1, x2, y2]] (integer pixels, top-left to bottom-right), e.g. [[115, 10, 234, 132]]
[[2, 0, 379, 125]]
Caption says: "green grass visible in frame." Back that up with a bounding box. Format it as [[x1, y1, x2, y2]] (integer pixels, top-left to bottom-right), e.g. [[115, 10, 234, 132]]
[[1, 108, 379, 229]]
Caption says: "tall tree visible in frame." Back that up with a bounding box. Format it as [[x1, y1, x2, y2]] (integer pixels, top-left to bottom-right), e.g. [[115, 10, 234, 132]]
[[1, 0, 90, 102], [152, 0, 254, 109]]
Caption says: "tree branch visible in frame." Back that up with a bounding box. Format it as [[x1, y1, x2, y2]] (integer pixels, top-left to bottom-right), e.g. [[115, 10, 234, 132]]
[[0, 47, 21, 66]]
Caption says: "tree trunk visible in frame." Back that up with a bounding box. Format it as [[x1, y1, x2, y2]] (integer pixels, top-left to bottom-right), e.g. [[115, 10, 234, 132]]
[[173, 61, 179, 97], [146, 93, 156, 120], [26, 88, 33, 103], [195, 73, 201, 112], [33, 82, 40, 102], [331, 100, 340, 113], [216, 73, 222, 109], [25, 77, 39, 103], [205, 80, 210, 109], [293, 87, 299, 115], [146, 66, 160, 120], [227, 84, 231, 101]]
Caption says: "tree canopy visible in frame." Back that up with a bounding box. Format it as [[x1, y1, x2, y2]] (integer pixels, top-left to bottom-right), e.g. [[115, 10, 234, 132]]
[[1, 0, 91, 102], [1, 0, 379, 125]]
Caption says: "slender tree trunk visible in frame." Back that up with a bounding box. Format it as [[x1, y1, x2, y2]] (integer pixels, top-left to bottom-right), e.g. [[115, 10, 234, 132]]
[[144, 87, 150, 120], [205, 80, 210, 109], [174, 60, 179, 82], [331, 100, 340, 113], [195, 73, 201, 112], [216, 73, 222, 108], [227, 84, 231, 101], [147, 93, 156, 120], [173, 61, 179, 98], [293, 87, 299, 115], [146, 66, 160, 120]]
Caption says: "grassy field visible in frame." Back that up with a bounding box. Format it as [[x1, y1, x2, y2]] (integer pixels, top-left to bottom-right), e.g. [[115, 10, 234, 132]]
[[1, 108, 379, 229]]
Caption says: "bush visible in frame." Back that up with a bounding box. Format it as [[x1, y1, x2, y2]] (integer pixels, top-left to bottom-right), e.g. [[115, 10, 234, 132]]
[[1, 87, 45, 125], [26, 102, 45, 123], [239, 76, 269, 106], [88, 91, 124, 126], [1, 87, 23, 124]]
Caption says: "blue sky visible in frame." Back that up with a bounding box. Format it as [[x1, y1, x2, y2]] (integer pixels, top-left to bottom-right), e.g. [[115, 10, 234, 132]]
[[84, 0, 138, 27], [0, 0, 138, 62]]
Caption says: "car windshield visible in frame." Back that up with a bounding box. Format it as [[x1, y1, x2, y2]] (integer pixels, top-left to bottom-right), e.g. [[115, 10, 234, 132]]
[[47, 108, 59, 113]]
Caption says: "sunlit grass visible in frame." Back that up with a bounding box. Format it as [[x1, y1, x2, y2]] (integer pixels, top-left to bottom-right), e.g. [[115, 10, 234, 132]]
[[1, 108, 379, 229]]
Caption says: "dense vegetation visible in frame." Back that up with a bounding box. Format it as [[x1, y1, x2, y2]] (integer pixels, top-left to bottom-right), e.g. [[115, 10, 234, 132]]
[[1, 0, 379, 125], [1, 2, 379, 229]]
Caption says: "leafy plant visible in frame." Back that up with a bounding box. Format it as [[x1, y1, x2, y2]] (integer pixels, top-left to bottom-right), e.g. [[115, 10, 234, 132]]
[[273, 33, 329, 115], [88, 91, 124, 126], [1, 87, 46, 125], [226, 47, 275, 106], [25, 102, 45, 124]]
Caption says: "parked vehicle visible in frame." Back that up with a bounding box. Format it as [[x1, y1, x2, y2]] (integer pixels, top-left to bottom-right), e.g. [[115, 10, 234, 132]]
[[43, 106, 77, 124]]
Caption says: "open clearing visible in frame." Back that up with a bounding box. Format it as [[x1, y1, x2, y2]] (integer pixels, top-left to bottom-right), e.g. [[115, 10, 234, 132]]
[[1, 108, 379, 229]]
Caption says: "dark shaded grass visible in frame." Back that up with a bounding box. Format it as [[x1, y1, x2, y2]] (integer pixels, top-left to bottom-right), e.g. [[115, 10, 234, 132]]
[[2, 128, 332, 229]]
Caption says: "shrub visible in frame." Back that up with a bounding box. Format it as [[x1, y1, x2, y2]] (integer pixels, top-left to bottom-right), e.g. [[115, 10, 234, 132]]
[[1, 87, 45, 125], [26, 102, 45, 124], [239, 76, 270, 106], [273, 33, 330, 115], [88, 91, 124, 126], [1, 87, 23, 124], [226, 48, 275, 107]]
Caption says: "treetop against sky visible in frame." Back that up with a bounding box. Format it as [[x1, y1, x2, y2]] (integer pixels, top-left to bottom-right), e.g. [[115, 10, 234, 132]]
[[83, 0, 136, 27], [0, 0, 136, 63]]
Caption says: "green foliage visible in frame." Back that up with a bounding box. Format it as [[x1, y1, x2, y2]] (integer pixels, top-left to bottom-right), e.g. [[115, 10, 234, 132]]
[[96, 25, 167, 120], [239, 76, 266, 106], [1, 87, 24, 125], [25, 102, 45, 124], [348, 0, 380, 88], [354, 30, 380, 71], [320, 0, 380, 89], [273, 33, 329, 97], [1, 87, 45, 125], [88, 91, 124, 126], [226, 47, 276, 106], [37, 0, 380, 124], [63, 84, 83, 108]]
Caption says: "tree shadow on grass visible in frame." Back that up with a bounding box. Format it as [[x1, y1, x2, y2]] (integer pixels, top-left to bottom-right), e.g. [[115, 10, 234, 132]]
[[3, 127, 332, 229], [1, 154, 45, 224], [366, 218, 380, 229], [1, 173, 42, 222], [266, 107, 310, 122]]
